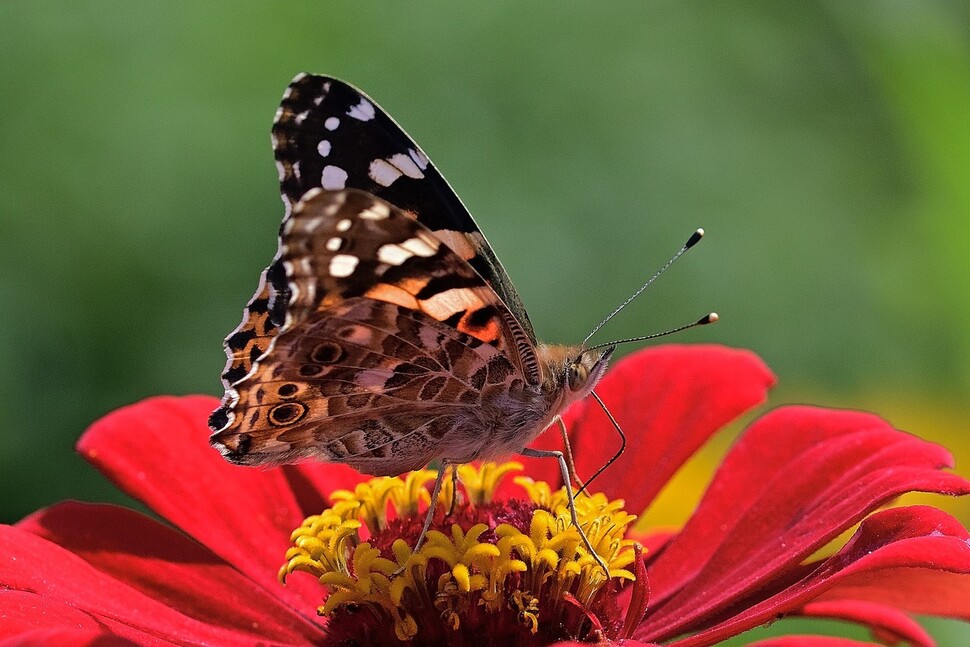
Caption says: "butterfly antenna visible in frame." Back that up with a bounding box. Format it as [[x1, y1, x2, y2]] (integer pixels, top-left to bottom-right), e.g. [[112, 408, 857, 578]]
[[582, 228, 705, 347], [584, 312, 718, 354]]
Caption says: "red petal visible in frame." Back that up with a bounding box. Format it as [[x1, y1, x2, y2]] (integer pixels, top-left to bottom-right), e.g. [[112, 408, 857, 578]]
[[0, 590, 107, 637], [16, 501, 323, 643], [0, 525, 301, 645], [640, 406, 970, 639], [810, 507, 970, 618], [284, 461, 370, 514], [798, 600, 933, 647], [0, 627, 140, 647], [647, 506, 970, 646], [621, 543, 650, 640], [745, 638, 882, 647], [522, 345, 775, 513], [76, 395, 352, 605]]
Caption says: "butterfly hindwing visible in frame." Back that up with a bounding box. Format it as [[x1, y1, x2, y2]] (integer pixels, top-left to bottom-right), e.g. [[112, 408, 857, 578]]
[[210, 297, 525, 474], [272, 73, 535, 343], [209, 189, 541, 472]]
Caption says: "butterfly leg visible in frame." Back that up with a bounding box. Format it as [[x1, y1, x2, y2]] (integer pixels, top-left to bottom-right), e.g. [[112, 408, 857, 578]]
[[556, 417, 586, 491], [447, 465, 461, 516], [395, 460, 456, 576], [520, 447, 610, 577]]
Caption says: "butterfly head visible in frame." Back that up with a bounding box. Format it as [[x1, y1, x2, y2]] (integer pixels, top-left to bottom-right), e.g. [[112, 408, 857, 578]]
[[538, 344, 615, 409], [568, 346, 615, 393]]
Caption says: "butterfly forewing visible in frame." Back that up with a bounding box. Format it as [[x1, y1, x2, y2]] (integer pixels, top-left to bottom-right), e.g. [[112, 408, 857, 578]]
[[272, 74, 535, 341]]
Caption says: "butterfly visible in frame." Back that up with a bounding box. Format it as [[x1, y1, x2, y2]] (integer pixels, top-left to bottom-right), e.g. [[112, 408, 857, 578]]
[[208, 74, 618, 568]]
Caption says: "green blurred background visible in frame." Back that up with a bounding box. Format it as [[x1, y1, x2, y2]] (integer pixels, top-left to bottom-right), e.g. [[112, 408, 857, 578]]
[[2, 2, 968, 642]]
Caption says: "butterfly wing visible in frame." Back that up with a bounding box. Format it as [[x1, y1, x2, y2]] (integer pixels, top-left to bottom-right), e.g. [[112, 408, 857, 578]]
[[210, 189, 541, 474], [271, 73, 535, 341]]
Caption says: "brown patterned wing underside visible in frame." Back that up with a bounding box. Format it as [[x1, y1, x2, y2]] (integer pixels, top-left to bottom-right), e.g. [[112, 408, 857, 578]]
[[209, 188, 540, 473], [210, 297, 527, 475]]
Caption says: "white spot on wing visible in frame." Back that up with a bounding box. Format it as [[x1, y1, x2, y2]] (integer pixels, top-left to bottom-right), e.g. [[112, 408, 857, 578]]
[[329, 254, 358, 278], [321, 165, 348, 190], [326, 237, 343, 251], [376, 236, 438, 265], [359, 202, 391, 220], [317, 140, 331, 157], [368, 154, 425, 187], [295, 110, 310, 125], [347, 98, 376, 121], [336, 219, 352, 232], [400, 236, 437, 257], [369, 159, 402, 187], [409, 148, 430, 170], [324, 117, 340, 131], [377, 244, 412, 265], [390, 153, 424, 179]]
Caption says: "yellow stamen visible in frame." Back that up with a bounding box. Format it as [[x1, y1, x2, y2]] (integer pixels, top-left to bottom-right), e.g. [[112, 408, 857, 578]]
[[281, 462, 640, 642], [458, 461, 523, 505]]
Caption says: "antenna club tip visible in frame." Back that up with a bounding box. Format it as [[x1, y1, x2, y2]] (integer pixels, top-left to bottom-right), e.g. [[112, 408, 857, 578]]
[[701, 312, 719, 325], [685, 228, 705, 249]]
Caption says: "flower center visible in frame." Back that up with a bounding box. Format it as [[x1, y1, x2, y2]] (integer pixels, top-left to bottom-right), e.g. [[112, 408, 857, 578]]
[[281, 462, 642, 645]]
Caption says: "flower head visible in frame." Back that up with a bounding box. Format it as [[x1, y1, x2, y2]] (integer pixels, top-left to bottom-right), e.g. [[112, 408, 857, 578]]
[[280, 462, 638, 644], [2, 345, 970, 646]]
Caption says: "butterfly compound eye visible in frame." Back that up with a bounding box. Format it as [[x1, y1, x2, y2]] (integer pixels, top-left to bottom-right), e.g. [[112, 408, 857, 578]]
[[567, 362, 588, 391]]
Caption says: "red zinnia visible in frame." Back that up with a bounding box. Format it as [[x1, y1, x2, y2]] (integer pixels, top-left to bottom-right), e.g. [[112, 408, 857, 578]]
[[2, 345, 969, 646]]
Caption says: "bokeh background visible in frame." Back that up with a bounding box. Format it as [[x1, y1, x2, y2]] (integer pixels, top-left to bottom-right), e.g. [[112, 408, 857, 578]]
[[2, 2, 968, 643]]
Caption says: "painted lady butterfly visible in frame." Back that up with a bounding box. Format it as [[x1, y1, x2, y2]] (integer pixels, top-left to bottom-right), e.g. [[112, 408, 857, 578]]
[[207, 75, 710, 566], [209, 73, 614, 474]]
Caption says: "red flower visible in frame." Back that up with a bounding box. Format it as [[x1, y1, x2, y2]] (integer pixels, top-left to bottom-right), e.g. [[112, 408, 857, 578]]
[[2, 345, 969, 646]]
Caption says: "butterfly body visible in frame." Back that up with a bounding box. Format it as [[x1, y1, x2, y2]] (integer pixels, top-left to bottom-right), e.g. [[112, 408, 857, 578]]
[[209, 75, 612, 478]]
